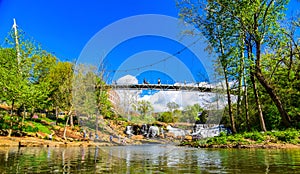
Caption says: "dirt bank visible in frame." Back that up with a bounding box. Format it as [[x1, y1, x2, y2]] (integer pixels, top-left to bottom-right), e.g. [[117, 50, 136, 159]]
[[0, 136, 115, 147], [0, 135, 172, 148]]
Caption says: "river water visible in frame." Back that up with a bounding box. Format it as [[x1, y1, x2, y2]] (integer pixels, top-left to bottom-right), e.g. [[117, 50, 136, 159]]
[[0, 144, 300, 173]]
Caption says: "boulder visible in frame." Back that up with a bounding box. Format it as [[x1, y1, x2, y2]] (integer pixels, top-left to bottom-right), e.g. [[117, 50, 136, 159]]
[[184, 135, 193, 141], [131, 135, 144, 140]]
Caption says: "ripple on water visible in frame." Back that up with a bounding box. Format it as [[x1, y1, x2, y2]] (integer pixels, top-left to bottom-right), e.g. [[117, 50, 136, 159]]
[[0, 146, 300, 173]]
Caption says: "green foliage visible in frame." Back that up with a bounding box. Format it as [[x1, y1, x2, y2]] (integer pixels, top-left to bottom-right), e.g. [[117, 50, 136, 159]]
[[23, 125, 39, 133], [207, 136, 228, 145], [263, 104, 282, 130], [0, 123, 10, 130], [177, 0, 300, 131], [182, 104, 204, 123], [157, 112, 174, 123], [130, 115, 156, 124], [47, 61, 73, 112], [206, 133, 248, 145], [40, 117, 55, 123], [73, 65, 98, 117], [188, 129, 300, 147], [243, 132, 265, 142], [272, 129, 300, 144], [135, 100, 154, 119], [30, 122, 51, 134]]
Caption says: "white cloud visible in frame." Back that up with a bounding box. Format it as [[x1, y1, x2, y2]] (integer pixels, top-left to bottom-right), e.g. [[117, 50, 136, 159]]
[[140, 91, 202, 112], [116, 75, 138, 85]]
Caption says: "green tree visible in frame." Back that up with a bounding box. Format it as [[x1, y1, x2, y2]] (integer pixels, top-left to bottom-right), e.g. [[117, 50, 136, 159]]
[[0, 48, 20, 112], [157, 111, 174, 123], [95, 62, 114, 120], [136, 100, 153, 119], [182, 104, 204, 123], [178, 0, 238, 132], [46, 61, 73, 123], [72, 64, 98, 125], [24, 52, 57, 113], [0, 48, 23, 136]]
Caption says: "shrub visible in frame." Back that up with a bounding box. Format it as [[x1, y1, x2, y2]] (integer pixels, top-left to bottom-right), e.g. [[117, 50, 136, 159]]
[[219, 132, 227, 137], [243, 132, 265, 142], [227, 134, 244, 143], [31, 122, 51, 134], [23, 125, 38, 132], [207, 136, 228, 145], [157, 112, 174, 123], [274, 129, 299, 143], [251, 132, 265, 142]]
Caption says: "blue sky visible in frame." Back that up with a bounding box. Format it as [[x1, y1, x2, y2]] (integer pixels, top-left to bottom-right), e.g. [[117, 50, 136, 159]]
[[0, 0, 178, 61], [0, 0, 299, 85]]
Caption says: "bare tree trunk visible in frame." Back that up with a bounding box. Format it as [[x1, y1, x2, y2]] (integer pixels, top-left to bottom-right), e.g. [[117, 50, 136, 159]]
[[255, 70, 291, 127], [219, 38, 236, 133], [250, 71, 267, 132], [254, 40, 291, 127], [243, 77, 250, 131], [248, 42, 266, 132], [8, 99, 15, 137], [10, 99, 14, 116], [236, 38, 244, 125], [63, 116, 69, 140], [70, 115, 74, 128], [224, 67, 236, 133], [241, 35, 250, 131], [95, 113, 99, 137], [236, 32, 245, 125], [21, 105, 26, 127], [55, 106, 58, 125]]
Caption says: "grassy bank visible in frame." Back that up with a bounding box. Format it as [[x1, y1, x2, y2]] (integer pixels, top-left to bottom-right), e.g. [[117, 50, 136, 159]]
[[181, 129, 300, 148]]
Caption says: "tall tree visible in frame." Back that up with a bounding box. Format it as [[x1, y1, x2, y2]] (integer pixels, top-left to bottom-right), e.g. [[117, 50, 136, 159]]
[[46, 61, 73, 123], [178, 0, 238, 133], [72, 64, 98, 126]]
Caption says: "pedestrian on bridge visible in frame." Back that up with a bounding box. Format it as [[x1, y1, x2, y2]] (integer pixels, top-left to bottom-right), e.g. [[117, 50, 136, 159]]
[[143, 78, 149, 84]]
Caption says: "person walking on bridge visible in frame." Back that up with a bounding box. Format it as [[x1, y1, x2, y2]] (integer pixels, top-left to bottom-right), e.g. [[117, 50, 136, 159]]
[[143, 78, 149, 84]]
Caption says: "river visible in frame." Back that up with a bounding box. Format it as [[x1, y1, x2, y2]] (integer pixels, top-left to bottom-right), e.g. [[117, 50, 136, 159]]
[[0, 144, 300, 173]]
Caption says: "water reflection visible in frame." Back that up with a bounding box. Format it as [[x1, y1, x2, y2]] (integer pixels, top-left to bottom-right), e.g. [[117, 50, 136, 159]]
[[0, 145, 300, 173]]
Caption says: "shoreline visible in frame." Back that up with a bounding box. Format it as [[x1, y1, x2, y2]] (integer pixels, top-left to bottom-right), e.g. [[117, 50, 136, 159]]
[[182, 143, 300, 149], [1, 136, 300, 149], [0, 136, 171, 148], [0, 136, 118, 148]]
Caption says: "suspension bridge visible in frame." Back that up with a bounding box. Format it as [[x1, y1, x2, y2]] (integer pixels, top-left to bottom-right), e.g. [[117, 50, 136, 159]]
[[108, 82, 215, 92]]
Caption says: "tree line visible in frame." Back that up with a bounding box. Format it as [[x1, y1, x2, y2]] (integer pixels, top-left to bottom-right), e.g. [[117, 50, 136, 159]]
[[0, 32, 114, 136], [177, 0, 300, 132]]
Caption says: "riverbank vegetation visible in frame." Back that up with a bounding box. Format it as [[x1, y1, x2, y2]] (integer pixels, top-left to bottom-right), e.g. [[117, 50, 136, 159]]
[[177, 0, 300, 133], [182, 129, 300, 148]]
